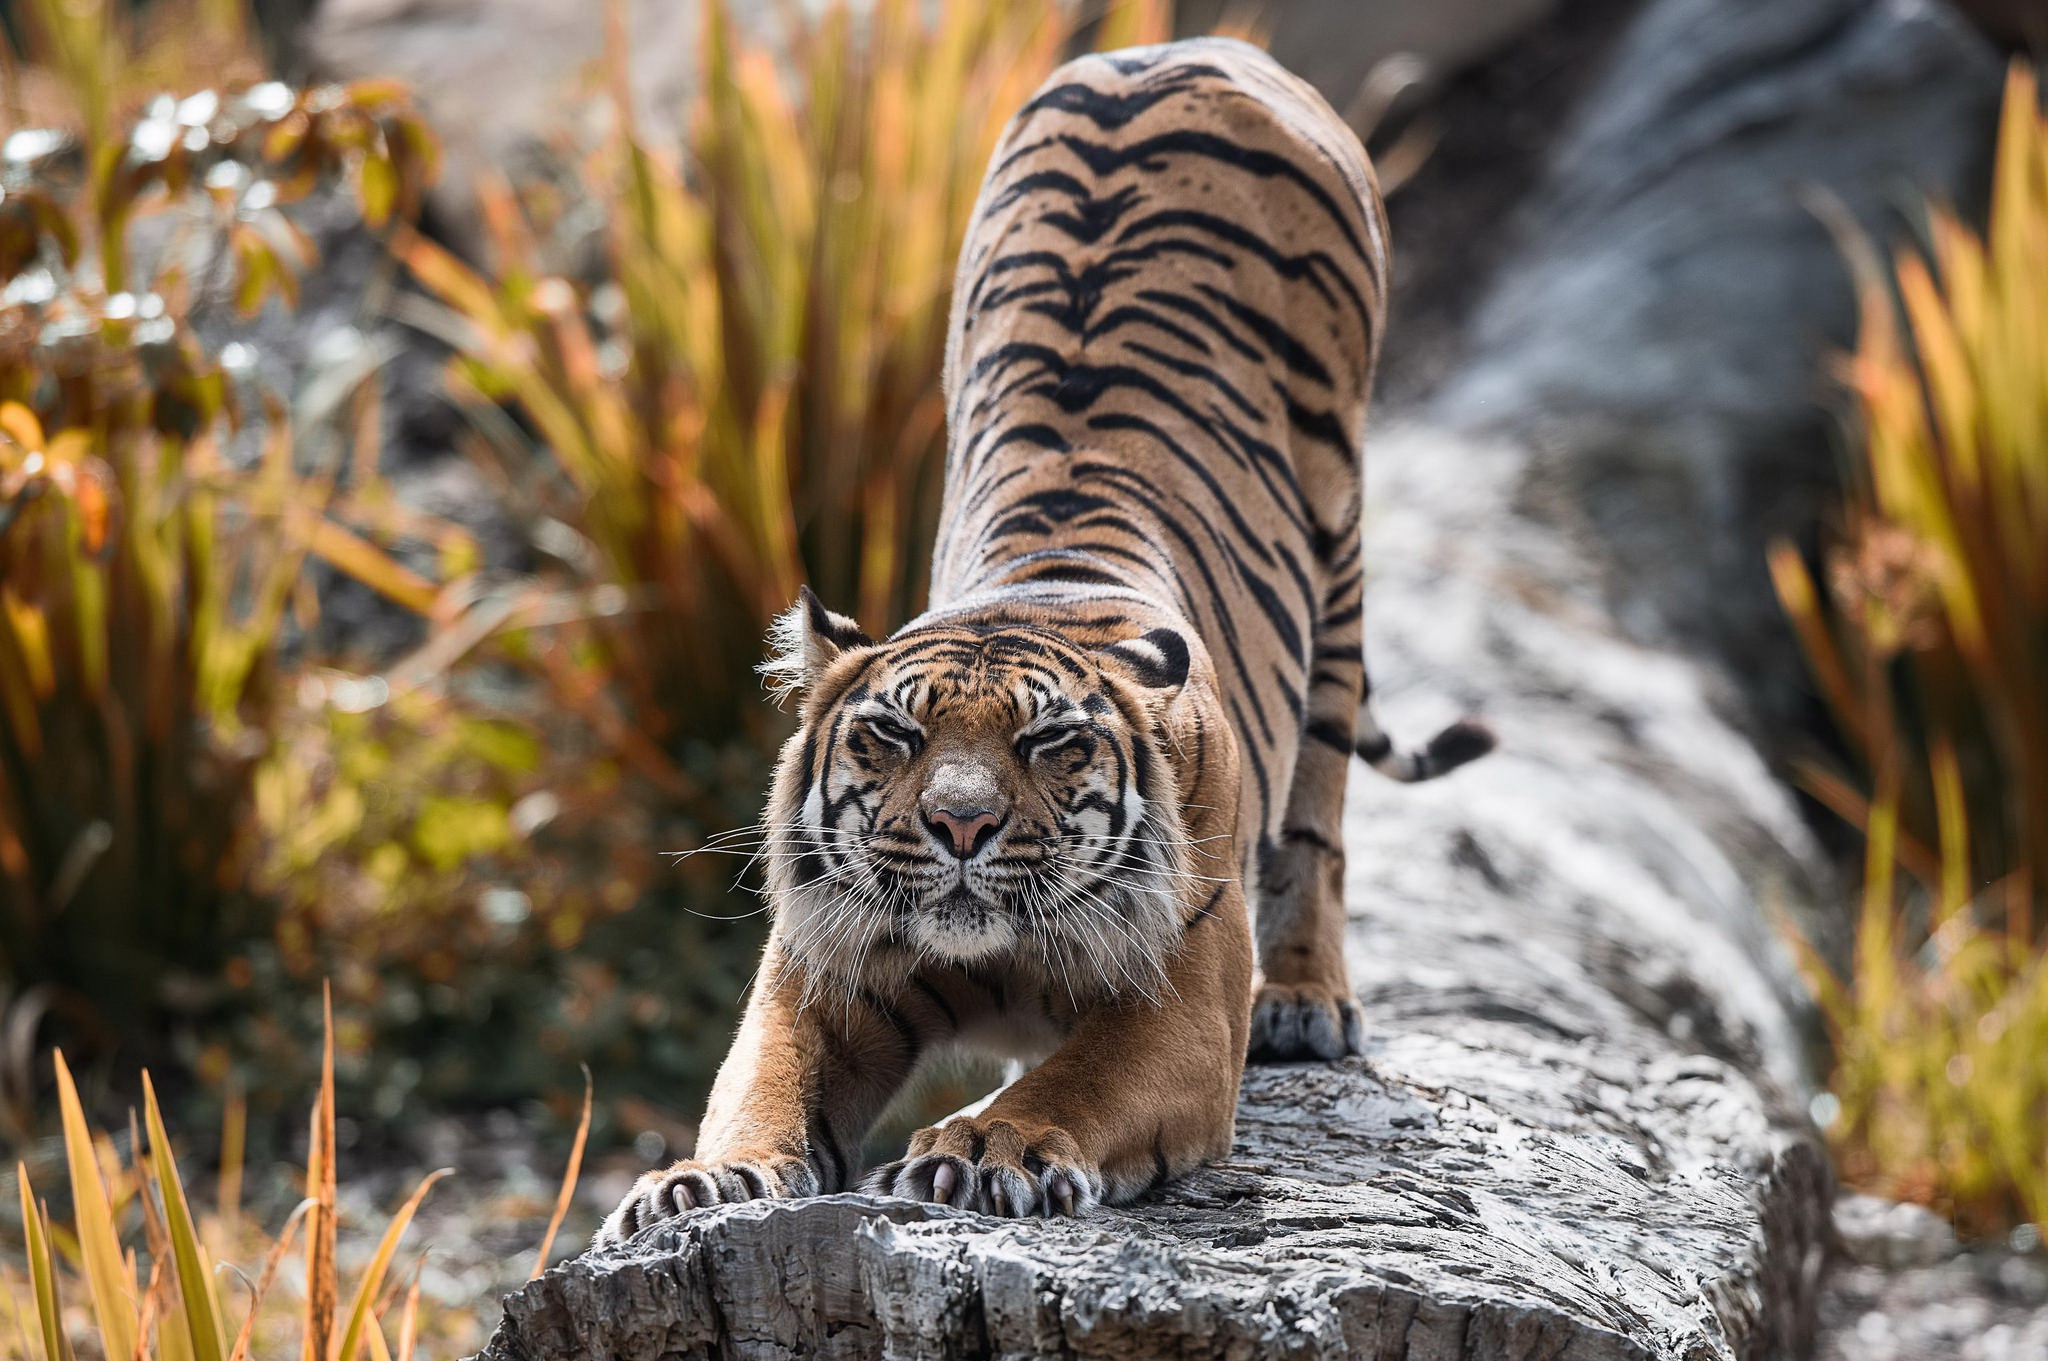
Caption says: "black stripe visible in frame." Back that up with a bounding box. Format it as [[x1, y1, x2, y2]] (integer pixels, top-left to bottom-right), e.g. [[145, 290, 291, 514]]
[[807, 1113, 845, 1192], [910, 977, 958, 1032], [1305, 719, 1352, 754]]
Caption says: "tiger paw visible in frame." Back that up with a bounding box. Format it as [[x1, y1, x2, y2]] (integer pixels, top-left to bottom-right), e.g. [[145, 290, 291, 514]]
[[862, 1116, 1102, 1217], [1248, 980, 1365, 1061], [596, 1152, 818, 1246]]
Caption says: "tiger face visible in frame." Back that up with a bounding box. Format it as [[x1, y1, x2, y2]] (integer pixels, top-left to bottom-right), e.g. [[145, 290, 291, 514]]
[[760, 588, 1196, 1002]]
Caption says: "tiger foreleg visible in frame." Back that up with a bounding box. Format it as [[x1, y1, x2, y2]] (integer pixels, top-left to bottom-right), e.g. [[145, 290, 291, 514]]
[[865, 881, 1252, 1215], [596, 938, 918, 1245], [1251, 629, 1368, 1061]]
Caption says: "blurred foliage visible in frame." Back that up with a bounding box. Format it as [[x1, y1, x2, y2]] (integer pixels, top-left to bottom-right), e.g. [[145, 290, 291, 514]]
[[405, 0, 1164, 758], [234, 0, 1175, 1140], [232, 666, 766, 1137], [0, 0, 444, 1134], [0, 0, 265, 146], [1773, 62, 2048, 1238], [0, 0, 1193, 1154], [0, 997, 583, 1360]]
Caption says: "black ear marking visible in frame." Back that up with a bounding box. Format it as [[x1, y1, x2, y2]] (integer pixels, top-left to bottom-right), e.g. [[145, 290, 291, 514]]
[[1100, 627, 1190, 691], [800, 584, 873, 651]]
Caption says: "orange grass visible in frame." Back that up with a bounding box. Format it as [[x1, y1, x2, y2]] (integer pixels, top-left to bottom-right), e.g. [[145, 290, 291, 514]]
[[1776, 64, 2048, 1238], [0, 985, 546, 1361], [405, 0, 1172, 774]]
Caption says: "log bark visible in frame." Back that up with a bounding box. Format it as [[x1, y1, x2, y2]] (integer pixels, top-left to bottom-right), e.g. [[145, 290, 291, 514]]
[[476, 420, 1832, 1361]]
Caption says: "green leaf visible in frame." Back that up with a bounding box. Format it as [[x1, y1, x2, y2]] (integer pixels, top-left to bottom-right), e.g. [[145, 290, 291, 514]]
[[411, 796, 511, 871]]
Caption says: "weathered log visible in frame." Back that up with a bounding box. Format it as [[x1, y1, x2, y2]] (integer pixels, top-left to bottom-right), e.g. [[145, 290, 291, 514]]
[[477, 1, 2009, 1354], [476, 418, 1831, 1361]]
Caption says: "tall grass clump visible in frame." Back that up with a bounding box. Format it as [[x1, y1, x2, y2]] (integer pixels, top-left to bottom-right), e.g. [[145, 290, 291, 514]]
[[0, 0, 440, 1109], [0, 992, 588, 1360], [1772, 63, 2048, 1238], [407, 0, 1173, 780]]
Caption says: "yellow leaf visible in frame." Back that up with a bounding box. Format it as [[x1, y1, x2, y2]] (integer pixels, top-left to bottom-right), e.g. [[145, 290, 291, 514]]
[[531, 1069, 593, 1279], [0, 403, 44, 455], [303, 989, 337, 1361], [53, 1051, 136, 1361], [18, 1170, 74, 1361], [144, 1073, 228, 1361], [360, 155, 398, 229], [332, 1169, 450, 1361], [298, 514, 440, 617]]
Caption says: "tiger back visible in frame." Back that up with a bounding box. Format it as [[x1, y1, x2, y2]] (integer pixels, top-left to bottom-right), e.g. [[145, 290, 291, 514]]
[[935, 37, 1391, 904]]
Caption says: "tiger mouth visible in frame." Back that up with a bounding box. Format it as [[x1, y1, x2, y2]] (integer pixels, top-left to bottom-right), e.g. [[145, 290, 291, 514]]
[[904, 882, 1018, 960], [929, 882, 998, 919]]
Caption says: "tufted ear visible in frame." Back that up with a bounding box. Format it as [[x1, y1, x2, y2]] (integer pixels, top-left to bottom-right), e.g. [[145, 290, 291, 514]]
[[1098, 627, 1190, 696], [761, 585, 874, 703]]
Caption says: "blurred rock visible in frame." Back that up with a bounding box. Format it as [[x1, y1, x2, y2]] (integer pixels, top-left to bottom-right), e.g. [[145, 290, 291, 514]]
[[1178, 0, 1559, 110], [1817, 1245, 2048, 1361], [1431, 0, 2002, 740], [1373, 0, 1644, 408], [1944, 0, 2048, 49], [304, 0, 714, 244], [1835, 1193, 1961, 1269]]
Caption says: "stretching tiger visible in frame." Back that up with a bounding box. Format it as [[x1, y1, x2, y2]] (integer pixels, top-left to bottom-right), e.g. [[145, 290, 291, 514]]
[[599, 37, 1490, 1240]]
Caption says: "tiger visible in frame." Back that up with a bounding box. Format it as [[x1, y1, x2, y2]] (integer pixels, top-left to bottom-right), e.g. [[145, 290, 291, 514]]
[[598, 36, 1490, 1242]]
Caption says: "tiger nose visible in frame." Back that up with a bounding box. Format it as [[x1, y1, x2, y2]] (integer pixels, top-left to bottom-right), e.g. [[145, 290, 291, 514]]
[[924, 806, 1002, 859]]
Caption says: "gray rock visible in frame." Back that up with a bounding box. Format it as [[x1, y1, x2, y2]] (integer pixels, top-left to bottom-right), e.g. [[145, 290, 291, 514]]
[[475, 419, 1833, 1360], [1177, 0, 1560, 111], [1834, 1194, 1960, 1270], [1817, 1250, 2048, 1361], [304, 0, 720, 243], [1431, 0, 2002, 736]]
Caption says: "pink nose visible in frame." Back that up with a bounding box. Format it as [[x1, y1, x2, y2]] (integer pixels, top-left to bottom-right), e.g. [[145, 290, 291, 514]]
[[926, 807, 1001, 859]]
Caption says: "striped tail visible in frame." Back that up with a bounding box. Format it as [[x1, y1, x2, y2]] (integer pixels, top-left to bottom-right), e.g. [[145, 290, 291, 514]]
[[1354, 702, 1495, 784]]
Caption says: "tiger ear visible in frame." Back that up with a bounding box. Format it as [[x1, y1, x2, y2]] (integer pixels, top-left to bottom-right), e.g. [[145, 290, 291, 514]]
[[1098, 627, 1190, 697], [762, 585, 874, 703]]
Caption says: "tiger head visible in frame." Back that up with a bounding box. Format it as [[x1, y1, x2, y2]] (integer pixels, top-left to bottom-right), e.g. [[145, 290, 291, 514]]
[[758, 587, 1197, 1001]]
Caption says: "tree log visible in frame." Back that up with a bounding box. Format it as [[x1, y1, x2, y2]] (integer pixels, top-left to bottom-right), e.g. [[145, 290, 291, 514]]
[[476, 420, 1831, 1361], [479, 0, 2008, 1353]]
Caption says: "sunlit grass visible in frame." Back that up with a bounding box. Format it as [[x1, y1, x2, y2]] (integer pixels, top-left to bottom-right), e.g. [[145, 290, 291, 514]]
[[404, 0, 1174, 782], [0, 987, 589, 1361], [0, 0, 449, 1123], [1774, 62, 2048, 1239]]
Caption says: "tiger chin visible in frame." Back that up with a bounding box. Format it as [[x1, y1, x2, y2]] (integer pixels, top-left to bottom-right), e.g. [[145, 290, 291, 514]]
[[598, 37, 1490, 1245]]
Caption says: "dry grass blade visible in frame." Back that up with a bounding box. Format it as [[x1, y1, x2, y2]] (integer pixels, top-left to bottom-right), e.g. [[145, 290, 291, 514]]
[[530, 1068, 593, 1279], [330, 1170, 450, 1361], [142, 1073, 227, 1361], [391, 1266, 422, 1361], [17, 1172, 74, 1361], [52, 1051, 137, 1361], [2, 1268, 40, 1361], [302, 987, 338, 1361], [224, 1201, 314, 1361], [216, 1088, 246, 1240], [133, 1257, 166, 1361]]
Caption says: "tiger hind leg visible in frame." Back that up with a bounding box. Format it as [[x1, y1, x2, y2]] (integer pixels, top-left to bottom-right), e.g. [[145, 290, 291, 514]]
[[1251, 592, 1369, 1061]]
